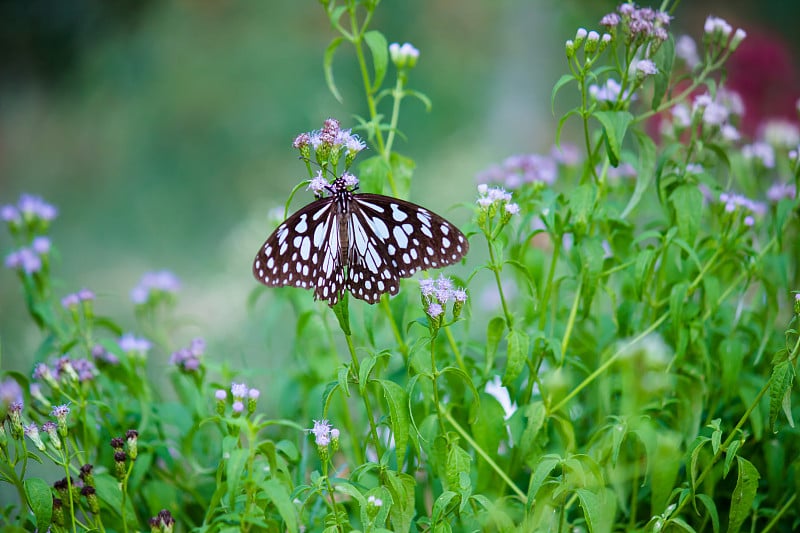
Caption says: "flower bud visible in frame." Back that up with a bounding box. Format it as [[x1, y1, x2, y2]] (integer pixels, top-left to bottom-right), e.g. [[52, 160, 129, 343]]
[[24, 424, 46, 452], [565, 39, 576, 59], [126, 429, 139, 461], [584, 31, 600, 54], [82, 486, 100, 514], [42, 421, 61, 450]]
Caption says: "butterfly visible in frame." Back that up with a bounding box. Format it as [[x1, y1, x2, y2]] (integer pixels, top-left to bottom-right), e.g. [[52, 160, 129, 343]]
[[253, 176, 469, 306]]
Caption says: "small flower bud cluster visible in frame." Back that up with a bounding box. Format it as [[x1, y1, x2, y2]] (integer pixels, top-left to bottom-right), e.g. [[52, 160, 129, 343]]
[[61, 287, 95, 312], [110, 429, 139, 479], [601, 3, 671, 48], [309, 418, 340, 463], [366, 494, 384, 517], [293, 118, 366, 172], [766, 182, 796, 203], [794, 293, 800, 316], [169, 337, 206, 374], [2, 193, 58, 279], [389, 42, 419, 69], [704, 16, 746, 53], [589, 79, 633, 105], [566, 27, 612, 60], [742, 142, 776, 169], [15, 403, 71, 452], [215, 382, 261, 416], [665, 89, 744, 141], [130, 270, 181, 306], [420, 274, 468, 328], [149, 509, 176, 533], [476, 184, 520, 227], [34, 356, 97, 388]]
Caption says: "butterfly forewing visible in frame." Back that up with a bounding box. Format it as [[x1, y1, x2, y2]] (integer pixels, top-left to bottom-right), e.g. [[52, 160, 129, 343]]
[[346, 194, 468, 303], [253, 197, 344, 301], [253, 179, 469, 306]]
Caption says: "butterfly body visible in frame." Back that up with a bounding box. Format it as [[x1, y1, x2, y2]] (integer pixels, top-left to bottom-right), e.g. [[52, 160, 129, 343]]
[[253, 178, 468, 306]]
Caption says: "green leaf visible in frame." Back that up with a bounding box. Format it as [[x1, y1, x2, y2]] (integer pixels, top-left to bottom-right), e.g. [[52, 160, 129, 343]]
[[769, 360, 795, 431], [688, 437, 710, 491], [376, 379, 410, 467], [650, 431, 682, 516], [669, 282, 689, 341], [226, 449, 248, 508], [517, 401, 547, 464], [727, 457, 760, 533], [621, 130, 657, 218], [446, 443, 471, 493], [364, 31, 388, 92], [670, 184, 703, 245], [526, 454, 561, 510], [486, 316, 506, 370], [263, 479, 299, 533], [576, 487, 616, 533], [358, 155, 391, 194], [503, 329, 529, 386], [383, 470, 415, 532], [390, 152, 416, 199], [431, 491, 460, 526], [24, 477, 52, 528], [323, 37, 345, 103], [594, 111, 634, 167], [695, 493, 720, 533], [651, 35, 675, 110], [331, 293, 351, 335], [551, 74, 576, 113], [568, 184, 597, 236], [723, 439, 742, 478]]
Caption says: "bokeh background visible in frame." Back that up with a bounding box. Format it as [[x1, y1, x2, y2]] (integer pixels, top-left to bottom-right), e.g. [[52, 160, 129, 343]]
[[2, 1, 799, 378]]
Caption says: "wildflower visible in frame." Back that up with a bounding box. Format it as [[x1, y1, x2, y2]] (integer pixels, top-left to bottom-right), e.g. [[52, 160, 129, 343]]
[[17, 194, 58, 223], [419, 278, 436, 298], [70, 358, 97, 382], [742, 142, 776, 168], [634, 59, 658, 77], [5, 248, 42, 274], [42, 421, 61, 449], [600, 13, 620, 29], [33, 363, 58, 388], [310, 419, 333, 447], [232, 401, 245, 414], [30, 383, 50, 408], [231, 382, 248, 400], [504, 203, 521, 216], [307, 171, 329, 195], [126, 429, 139, 460], [675, 35, 700, 69], [584, 31, 600, 54], [671, 103, 692, 128], [389, 42, 420, 69], [214, 389, 226, 415], [744, 215, 755, 227], [81, 486, 100, 514], [704, 16, 733, 40], [31, 236, 51, 255], [366, 494, 384, 517], [52, 404, 70, 437], [113, 451, 127, 479], [427, 302, 444, 318], [24, 423, 46, 452], [330, 427, 340, 452], [550, 143, 581, 166], [795, 293, 800, 315], [434, 274, 454, 302], [61, 293, 80, 309], [686, 163, 703, 175], [342, 172, 359, 188], [170, 338, 205, 373], [130, 270, 181, 305], [119, 334, 152, 357], [766, 182, 796, 202], [721, 124, 741, 142], [693, 93, 729, 127], [1, 204, 21, 225], [52, 498, 65, 527], [247, 388, 260, 413], [0, 378, 23, 411], [730, 28, 746, 51], [92, 344, 119, 366], [149, 509, 176, 533]]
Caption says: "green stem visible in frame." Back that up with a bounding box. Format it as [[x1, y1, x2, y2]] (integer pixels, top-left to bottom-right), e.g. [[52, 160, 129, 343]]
[[430, 332, 446, 434], [560, 276, 583, 363], [441, 409, 526, 501], [761, 493, 798, 533], [345, 333, 384, 460], [485, 236, 514, 329], [444, 325, 468, 376], [380, 295, 408, 358]]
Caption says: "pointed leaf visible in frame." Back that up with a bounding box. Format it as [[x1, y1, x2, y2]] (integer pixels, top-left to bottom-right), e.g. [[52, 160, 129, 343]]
[[503, 329, 529, 385], [670, 184, 703, 245], [377, 379, 410, 467], [621, 130, 657, 218], [594, 111, 634, 167], [526, 454, 561, 510], [364, 31, 388, 91], [769, 360, 794, 431], [727, 457, 760, 533], [24, 477, 52, 528], [551, 74, 577, 113], [323, 37, 345, 103], [263, 479, 299, 533], [576, 487, 616, 533], [486, 316, 506, 369]]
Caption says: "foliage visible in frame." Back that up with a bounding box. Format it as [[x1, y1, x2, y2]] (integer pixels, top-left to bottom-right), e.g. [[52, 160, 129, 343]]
[[1, 1, 800, 532]]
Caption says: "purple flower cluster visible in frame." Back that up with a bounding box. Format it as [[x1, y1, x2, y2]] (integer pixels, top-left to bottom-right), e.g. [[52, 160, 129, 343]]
[[309, 418, 339, 447], [222, 381, 260, 415], [4, 244, 47, 274], [130, 270, 181, 305], [169, 338, 205, 373], [1, 194, 58, 227], [0, 378, 23, 409], [476, 146, 578, 191], [61, 288, 96, 309], [767, 182, 797, 202], [420, 274, 467, 320], [34, 356, 97, 385], [719, 192, 766, 227], [293, 118, 366, 169], [600, 2, 671, 44], [475, 184, 520, 217]]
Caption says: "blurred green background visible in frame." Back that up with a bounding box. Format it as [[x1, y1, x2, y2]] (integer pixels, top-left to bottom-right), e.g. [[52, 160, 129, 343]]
[[2, 1, 798, 374]]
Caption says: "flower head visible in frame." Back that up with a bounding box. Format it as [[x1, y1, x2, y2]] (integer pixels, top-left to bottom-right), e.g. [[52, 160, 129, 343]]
[[310, 419, 333, 447], [130, 270, 180, 305], [389, 42, 420, 69], [307, 171, 329, 195], [119, 334, 152, 356]]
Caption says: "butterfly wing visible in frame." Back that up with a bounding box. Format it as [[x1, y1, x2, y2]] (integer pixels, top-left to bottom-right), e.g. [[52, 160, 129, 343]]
[[346, 194, 469, 303], [253, 197, 347, 304]]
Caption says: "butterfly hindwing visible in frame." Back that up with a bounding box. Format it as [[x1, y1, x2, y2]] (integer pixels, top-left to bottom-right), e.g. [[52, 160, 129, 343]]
[[346, 194, 469, 303]]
